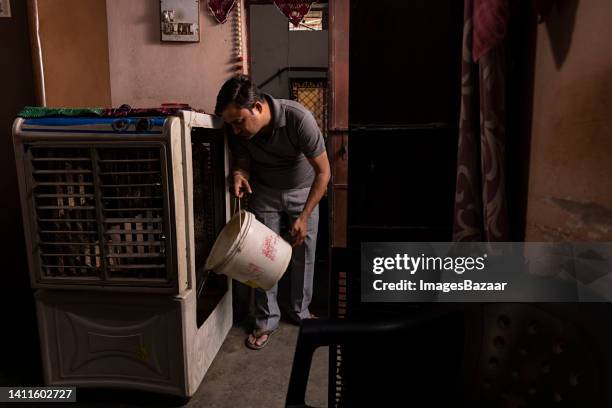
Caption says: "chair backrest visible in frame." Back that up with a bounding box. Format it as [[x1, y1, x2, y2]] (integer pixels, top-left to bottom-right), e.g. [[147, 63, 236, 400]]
[[287, 303, 612, 407]]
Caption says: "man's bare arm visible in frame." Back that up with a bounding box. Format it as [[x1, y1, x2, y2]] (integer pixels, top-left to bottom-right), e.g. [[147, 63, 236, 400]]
[[302, 151, 331, 219], [232, 155, 252, 197], [232, 155, 250, 178], [290, 151, 331, 246]]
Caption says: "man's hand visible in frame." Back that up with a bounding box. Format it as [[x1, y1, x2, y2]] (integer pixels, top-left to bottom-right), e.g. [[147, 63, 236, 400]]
[[290, 215, 308, 247], [289, 151, 329, 248], [233, 172, 252, 198]]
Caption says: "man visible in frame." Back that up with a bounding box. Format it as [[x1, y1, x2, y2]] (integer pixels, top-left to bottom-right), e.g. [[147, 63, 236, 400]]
[[215, 75, 330, 350]]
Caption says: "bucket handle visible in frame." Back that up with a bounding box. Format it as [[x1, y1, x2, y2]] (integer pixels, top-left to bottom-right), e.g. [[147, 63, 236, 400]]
[[234, 196, 242, 230]]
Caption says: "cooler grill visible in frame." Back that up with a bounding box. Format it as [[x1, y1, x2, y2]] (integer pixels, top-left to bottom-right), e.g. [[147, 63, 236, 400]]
[[26, 144, 172, 286]]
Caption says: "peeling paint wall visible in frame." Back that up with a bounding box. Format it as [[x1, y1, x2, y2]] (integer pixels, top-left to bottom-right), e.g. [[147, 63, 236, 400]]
[[525, 0, 612, 241], [31, 0, 247, 111], [106, 0, 248, 112]]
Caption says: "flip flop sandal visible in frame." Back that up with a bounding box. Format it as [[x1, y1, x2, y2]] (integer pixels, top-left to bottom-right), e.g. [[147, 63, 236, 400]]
[[245, 327, 279, 350]]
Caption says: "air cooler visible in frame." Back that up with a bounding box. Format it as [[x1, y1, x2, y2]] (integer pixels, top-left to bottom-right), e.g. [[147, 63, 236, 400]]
[[12, 111, 232, 397]]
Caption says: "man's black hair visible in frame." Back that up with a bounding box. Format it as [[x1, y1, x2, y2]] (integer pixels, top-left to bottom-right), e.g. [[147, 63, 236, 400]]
[[215, 75, 264, 116]]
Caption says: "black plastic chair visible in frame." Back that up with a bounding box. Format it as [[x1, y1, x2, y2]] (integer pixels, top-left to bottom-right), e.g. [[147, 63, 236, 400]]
[[285, 307, 469, 408], [286, 302, 612, 408]]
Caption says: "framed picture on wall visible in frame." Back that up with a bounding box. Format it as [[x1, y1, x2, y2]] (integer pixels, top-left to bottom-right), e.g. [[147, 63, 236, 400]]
[[160, 0, 200, 42]]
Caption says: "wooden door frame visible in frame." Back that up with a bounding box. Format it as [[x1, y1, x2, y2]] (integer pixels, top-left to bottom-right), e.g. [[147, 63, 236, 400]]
[[328, 0, 349, 248]]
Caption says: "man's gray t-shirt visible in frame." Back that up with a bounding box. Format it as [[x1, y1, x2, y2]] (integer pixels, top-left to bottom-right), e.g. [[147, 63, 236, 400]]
[[228, 94, 326, 189]]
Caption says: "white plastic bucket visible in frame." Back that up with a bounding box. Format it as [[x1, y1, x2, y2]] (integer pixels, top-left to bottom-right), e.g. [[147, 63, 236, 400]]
[[204, 210, 292, 290]]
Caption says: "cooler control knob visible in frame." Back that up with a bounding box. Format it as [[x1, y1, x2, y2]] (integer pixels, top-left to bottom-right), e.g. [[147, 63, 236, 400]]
[[136, 118, 151, 132], [112, 118, 129, 132]]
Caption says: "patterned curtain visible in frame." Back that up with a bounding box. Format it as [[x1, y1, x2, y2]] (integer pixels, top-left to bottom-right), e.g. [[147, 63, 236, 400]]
[[273, 0, 316, 27], [453, 0, 510, 242]]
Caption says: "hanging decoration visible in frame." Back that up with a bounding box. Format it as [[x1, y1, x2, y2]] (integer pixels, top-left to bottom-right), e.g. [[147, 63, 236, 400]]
[[472, 0, 509, 61], [208, 0, 237, 24], [232, 0, 244, 73], [273, 0, 316, 27]]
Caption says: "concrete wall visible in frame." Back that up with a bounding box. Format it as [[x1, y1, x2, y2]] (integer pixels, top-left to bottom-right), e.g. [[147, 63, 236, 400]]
[[30, 0, 247, 111], [249, 4, 328, 98], [37, 0, 112, 107], [106, 0, 248, 112], [525, 0, 612, 241]]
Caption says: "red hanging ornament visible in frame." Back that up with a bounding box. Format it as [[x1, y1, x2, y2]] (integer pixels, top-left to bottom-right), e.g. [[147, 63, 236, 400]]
[[208, 0, 237, 24], [472, 0, 509, 61], [273, 0, 316, 28]]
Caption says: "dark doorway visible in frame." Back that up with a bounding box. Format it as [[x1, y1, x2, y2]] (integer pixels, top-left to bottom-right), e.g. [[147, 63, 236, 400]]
[[0, 0, 43, 386]]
